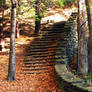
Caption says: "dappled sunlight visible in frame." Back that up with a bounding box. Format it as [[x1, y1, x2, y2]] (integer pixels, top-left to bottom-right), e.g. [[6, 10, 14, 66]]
[[16, 36, 36, 45], [42, 7, 77, 24], [42, 13, 67, 23]]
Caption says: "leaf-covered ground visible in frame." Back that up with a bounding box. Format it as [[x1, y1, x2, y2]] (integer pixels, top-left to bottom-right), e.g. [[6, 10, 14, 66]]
[[0, 36, 63, 92]]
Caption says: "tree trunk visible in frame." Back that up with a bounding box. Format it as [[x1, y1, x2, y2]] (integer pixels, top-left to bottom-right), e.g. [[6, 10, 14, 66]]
[[16, 1, 20, 38], [35, 0, 41, 34], [85, 0, 92, 72], [77, 0, 88, 75], [16, 20, 19, 38], [7, 0, 16, 81]]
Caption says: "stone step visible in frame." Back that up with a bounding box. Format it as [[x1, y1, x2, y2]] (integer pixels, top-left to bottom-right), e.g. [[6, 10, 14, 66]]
[[22, 67, 50, 71], [27, 54, 56, 57], [28, 48, 63, 53], [27, 48, 63, 52], [21, 70, 53, 74], [24, 57, 55, 62], [29, 47, 57, 51], [39, 38, 56, 41], [24, 61, 55, 65], [30, 45, 57, 49], [23, 63, 55, 68], [31, 44, 48, 46], [32, 40, 56, 44], [35, 40, 55, 42], [23, 60, 67, 65], [29, 50, 55, 53], [27, 53, 48, 56], [27, 51, 56, 55], [28, 49, 48, 52], [24, 56, 66, 62], [27, 53, 66, 58]]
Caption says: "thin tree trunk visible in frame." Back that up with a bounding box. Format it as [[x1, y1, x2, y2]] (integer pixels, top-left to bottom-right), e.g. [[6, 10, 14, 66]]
[[85, 0, 92, 72], [85, 0, 92, 39], [7, 0, 16, 81], [77, 0, 88, 75], [16, 1, 20, 38], [35, 0, 41, 34], [16, 20, 19, 38]]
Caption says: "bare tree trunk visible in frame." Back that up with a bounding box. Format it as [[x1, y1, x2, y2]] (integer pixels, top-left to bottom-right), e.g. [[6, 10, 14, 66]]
[[85, 0, 92, 39], [77, 0, 88, 75], [85, 0, 92, 73], [35, 0, 41, 34], [16, 0, 20, 38], [16, 20, 19, 38], [7, 0, 16, 81]]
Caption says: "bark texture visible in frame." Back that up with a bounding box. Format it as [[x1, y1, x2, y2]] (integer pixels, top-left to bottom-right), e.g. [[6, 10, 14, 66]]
[[35, 0, 41, 34], [77, 0, 88, 75], [85, 0, 92, 72], [7, 0, 16, 81]]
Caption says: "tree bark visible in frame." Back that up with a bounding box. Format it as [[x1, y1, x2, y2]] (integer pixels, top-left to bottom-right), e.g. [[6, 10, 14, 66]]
[[35, 0, 41, 34], [85, 0, 92, 72], [16, 0, 20, 38], [7, 0, 16, 81], [77, 0, 88, 75], [16, 20, 19, 38]]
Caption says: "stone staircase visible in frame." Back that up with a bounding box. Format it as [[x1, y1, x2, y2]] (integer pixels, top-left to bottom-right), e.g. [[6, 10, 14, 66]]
[[21, 21, 66, 74], [21, 12, 78, 76]]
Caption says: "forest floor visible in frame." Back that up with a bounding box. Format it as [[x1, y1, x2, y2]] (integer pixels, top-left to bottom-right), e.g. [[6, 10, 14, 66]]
[[0, 6, 77, 92]]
